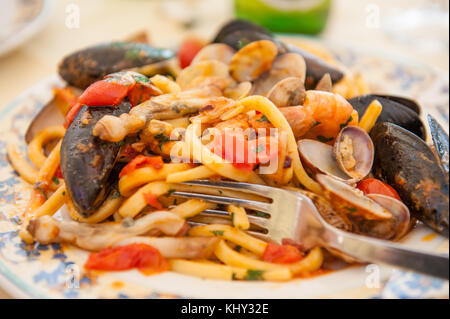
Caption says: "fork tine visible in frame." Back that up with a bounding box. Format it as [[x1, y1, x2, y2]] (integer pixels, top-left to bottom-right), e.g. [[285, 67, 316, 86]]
[[172, 191, 272, 213], [181, 180, 280, 198]]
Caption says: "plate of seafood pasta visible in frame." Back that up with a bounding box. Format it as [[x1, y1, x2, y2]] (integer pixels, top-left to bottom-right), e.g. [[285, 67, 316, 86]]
[[0, 20, 448, 299]]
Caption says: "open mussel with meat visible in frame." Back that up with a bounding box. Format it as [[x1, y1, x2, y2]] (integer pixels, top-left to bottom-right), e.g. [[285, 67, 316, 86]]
[[60, 71, 166, 216]]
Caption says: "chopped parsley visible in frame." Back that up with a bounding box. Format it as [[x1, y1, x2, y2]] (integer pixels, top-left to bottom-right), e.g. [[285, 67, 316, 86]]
[[165, 189, 176, 197], [154, 133, 170, 150], [344, 206, 358, 213], [62, 191, 66, 196], [34, 185, 48, 200], [312, 121, 322, 128], [244, 269, 264, 281], [317, 135, 334, 143], [133, 74, 150, 83], [230, 212, 235, 227], [340, 115, 353, 130], [52, 177, 60, 185], [256, 115, 269, 122], [235, 245, 242, 252], [210, 230, 224, 236], [232, 273, 238, 281], [254, 144, 265, 153]]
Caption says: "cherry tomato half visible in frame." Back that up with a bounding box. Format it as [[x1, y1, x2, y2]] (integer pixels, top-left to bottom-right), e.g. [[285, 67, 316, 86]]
[[357, 178, 401, 200]]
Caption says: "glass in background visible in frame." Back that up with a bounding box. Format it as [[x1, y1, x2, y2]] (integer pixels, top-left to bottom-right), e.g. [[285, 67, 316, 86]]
[[234, 0, 331, 34]]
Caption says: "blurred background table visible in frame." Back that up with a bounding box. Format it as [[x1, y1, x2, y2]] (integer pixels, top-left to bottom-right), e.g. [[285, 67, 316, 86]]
[[0, 0, 448, 299]]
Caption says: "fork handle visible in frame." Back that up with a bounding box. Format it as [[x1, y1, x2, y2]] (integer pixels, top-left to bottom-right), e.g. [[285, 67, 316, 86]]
[[323, 227, 449, 280]]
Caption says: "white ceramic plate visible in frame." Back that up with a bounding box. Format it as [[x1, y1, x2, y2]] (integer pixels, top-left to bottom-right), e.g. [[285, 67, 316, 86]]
[[0, 0, 53, 57], [0, 40, 448, 299]]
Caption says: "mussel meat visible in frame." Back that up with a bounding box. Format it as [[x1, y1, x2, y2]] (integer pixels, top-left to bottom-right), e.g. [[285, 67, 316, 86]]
[[58, 42, 174, 89], [348, 94, 425, 139], [371, 122, 449, 237]]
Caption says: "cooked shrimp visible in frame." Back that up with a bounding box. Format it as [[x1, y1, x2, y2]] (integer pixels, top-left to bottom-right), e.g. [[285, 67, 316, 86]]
[[280, 91, 358, 141]]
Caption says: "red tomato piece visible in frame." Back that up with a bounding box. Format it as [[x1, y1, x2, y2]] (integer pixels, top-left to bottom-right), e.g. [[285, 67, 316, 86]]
[[212, 130, 257, 171], [63, 102, 83, 128], [357, 178, 401, 200], [143, 193, 163, 210], [262, 243, 303, 264], [252, 136, 280, 165], [54, 165, 63, 179], [84, 243, 169, 272], [78, 80, 130, 106], [64, 80, 132, 127], [127, 82, 162, 107], [119, 155, 164, 178], [177, 38, 205, 68], [212, 130, 280, 171]]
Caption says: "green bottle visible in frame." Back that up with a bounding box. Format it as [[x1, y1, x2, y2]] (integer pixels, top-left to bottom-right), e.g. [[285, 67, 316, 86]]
[[234, 0, 331, 35]]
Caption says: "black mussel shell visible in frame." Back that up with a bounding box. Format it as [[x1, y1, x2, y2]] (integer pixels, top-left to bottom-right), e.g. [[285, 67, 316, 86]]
[[213, 19, 344, 89], [371, 122, 449, 237], [213, 19, 273, 45], [58, 42, 174, 89], [60, 101, 131, 216], [349, 94, 426, 139], [369, 95, 421, 114]]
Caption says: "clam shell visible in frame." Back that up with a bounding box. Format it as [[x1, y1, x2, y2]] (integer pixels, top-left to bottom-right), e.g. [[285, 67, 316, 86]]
[[316, 174, 392, 220], [363, 194, 411, 240], [298, 139, 353, 182], [176, 60, 230, 90], [334, 126, 374, 181], [228, 40, 278, 82], [267, 77, 305, 108], [191, 43, 236, 65]]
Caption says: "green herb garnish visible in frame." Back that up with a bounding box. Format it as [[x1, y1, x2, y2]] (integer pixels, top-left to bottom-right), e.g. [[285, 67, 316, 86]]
[[312, 121, 322, 128], [317, 135, 334, 143], [133, 74, 150, 83], [256, 115, 269, 122], [244, 270, 264, 281], [34, 185, 48, 200], [340, 115, 353, 130], [254, 144, 265, 153], [210, 230, 224, 236], [154, 133, 170, 150], [52, 177, 60, 185], [344, 206, 358, 213]]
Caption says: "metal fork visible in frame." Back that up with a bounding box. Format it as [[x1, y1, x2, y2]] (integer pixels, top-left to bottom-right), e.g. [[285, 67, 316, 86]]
[[173, 180, 449, 280]]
